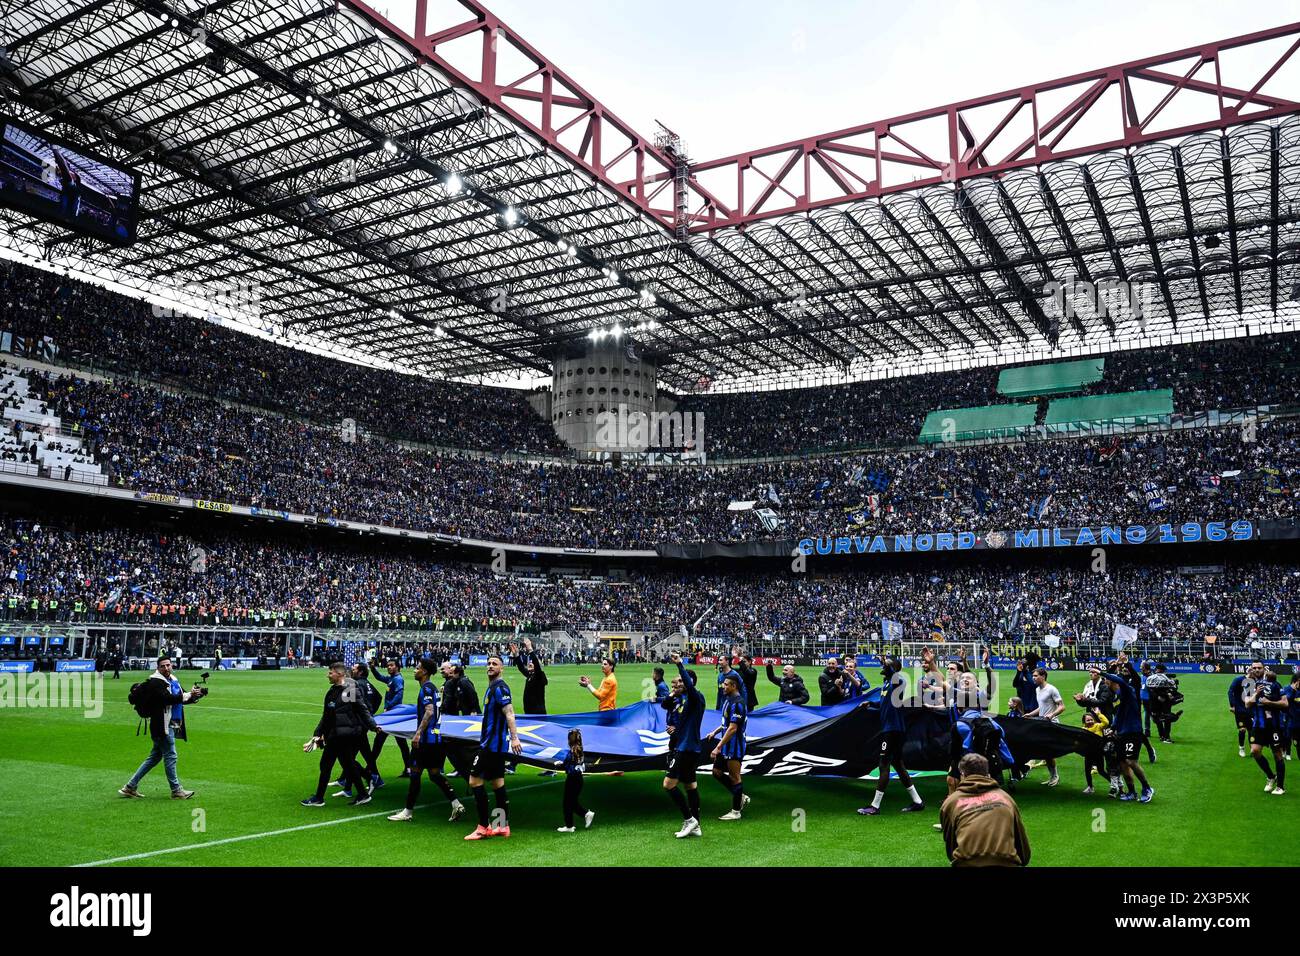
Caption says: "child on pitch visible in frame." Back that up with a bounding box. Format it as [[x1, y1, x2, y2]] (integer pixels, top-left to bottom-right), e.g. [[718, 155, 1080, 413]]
[[555, 728, 595, 832], [1080, 710, 1112, 794]]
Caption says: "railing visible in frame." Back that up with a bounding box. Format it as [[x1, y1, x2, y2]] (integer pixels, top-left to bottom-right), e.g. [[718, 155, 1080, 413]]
[[685, 634, 1294, 663]]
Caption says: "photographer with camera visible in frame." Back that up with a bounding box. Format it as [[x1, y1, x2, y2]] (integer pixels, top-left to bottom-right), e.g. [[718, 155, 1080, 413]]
[[1143, 663, 1184, 744], [119, 656, 207, 799]]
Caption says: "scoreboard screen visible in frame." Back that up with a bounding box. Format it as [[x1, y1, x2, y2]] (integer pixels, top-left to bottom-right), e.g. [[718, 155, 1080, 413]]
[[0, 115, 140, 246]]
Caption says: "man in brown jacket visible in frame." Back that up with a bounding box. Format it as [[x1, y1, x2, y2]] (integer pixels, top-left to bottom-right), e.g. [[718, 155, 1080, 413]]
[[940, 753, 1031, 867]]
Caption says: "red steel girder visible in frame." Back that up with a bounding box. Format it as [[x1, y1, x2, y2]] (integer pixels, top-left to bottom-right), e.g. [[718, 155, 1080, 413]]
[[340, 3, 1300, 235], [673, 21, 1300, 232]]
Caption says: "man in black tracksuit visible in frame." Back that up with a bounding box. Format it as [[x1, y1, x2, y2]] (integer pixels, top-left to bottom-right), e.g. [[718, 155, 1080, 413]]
[[819, 658, 847, 706], [302, 663, 377, 807], [440, 661, 470, 777], [440, 662, 463, 717], [351, 662, 384, 789], [765, 662, 810, 705], [512, 639, 549, 714], [735, 654, 759, 710], [456, 666, 481, 715]]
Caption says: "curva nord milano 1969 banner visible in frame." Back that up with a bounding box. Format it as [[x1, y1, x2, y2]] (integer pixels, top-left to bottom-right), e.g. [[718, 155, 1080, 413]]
[[796, 519, 1260, 557]]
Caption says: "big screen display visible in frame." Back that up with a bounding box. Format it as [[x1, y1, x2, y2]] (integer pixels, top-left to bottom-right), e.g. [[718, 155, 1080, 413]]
[[0, 115, 140, 245]]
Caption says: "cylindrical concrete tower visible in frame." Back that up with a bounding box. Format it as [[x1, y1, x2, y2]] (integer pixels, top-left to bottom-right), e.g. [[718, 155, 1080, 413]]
[[550, 339, 658, 452]]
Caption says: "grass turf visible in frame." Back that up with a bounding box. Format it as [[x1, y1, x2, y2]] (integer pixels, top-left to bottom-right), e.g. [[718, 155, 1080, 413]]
[[0, 664, 1292, 867]]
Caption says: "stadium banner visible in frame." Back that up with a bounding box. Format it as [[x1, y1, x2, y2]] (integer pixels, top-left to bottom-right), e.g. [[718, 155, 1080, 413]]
[[133, 491, 182, 505], [54, 659, 96, 672], [249, 506, 290, 520], [468, 654, 491, 666], [195, 499, 234, 513], [657, 518, 1298, 560], [0, 660, 35, 672]]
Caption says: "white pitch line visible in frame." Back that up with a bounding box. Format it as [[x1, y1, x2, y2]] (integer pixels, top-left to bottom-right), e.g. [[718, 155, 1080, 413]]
[[74, 780, 559, 867]]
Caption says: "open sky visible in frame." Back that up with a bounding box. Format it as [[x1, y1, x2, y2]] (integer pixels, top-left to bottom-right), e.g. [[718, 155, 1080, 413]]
[[360, 0, 1299, 161]]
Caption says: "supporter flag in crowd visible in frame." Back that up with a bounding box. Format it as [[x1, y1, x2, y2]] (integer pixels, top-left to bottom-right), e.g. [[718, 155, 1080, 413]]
[[755, 508, 784, 532], [881, 618, 903, 643], [865, 468, 891, 491], [973, 486, 991, 514], [1098, 438, 1121, 463], [866, 493, 881, 518], [1142, 480, 1165, 511], [1112, 623, 1138, 650], [766, 483, 782, 506], [1028, 494, 1052, 520], [1197, 474, 1221, 493], [849, 464, 865, 485], [812, 477, 832, 500], [845, 504, 867, 527], [1260, 467, 1287, 495]]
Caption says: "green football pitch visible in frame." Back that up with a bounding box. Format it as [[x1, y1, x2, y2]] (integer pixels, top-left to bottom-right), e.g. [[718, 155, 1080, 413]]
[[0, 665, 1291, 867]]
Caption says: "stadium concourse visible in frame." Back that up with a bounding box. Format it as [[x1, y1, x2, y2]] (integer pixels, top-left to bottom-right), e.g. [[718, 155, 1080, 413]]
[[1, 0, 1300, 896]]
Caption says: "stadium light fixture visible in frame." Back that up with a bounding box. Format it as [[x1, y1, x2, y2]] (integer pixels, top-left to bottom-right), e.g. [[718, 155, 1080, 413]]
[[502, 205, 519, 228], [382, 139, 398, 155], [445, 172, 463, 195]]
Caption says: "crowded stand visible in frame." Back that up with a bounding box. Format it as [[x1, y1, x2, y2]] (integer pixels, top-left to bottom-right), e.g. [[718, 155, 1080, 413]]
[[4, 259, 1300, 463], [0, 261, 563, 455], [2, 512, 1297, 650], [14, 365, 1299, 549]]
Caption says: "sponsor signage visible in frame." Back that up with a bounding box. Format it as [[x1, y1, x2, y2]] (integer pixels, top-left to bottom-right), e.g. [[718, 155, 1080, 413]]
[[55, 659, 96, 672], [0, 660, 35, 672]]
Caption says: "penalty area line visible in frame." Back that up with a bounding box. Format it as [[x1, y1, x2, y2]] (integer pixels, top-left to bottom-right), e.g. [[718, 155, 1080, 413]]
[[74, 780, 559, 867]]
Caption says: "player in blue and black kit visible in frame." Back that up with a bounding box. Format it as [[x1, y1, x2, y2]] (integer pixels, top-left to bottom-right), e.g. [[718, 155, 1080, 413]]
[[859, 656, 926, 816], [368, 659, 412, 779], [387, 658, 465, 823], [1286, 672, 1300, 760], [706, 673, 751, 821], [716, 659, 741, 709], [1245, 663, 1289, 795], [464, 656, 522, 841], [843, 657, 870, 700], [662, 653, 706, 838], [1227, 668, 1253, 757], [1103, 668, 1154, 802]]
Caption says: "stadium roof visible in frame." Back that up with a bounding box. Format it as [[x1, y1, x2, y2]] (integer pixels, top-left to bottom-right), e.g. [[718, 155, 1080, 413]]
[[1, 1, 1299, 391]]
